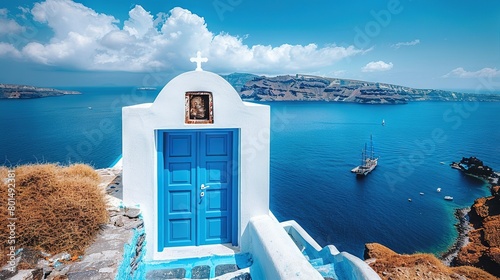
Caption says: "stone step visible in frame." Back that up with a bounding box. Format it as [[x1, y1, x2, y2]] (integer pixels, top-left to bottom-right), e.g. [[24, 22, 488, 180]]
[[145, 264, 250, 280], [144, 253, 253, 279]]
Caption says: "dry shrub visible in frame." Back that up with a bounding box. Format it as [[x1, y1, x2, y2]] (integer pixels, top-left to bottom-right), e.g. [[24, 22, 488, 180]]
[[483, 217, 500, 247], [61, 163, 100, 182], [365, 243, 397, 259], [366, 243, 450, 273], [451, 265, 499, 280], [0, 166, 7, 181], [367, 243, 499, 280], [0, 166, 9, 265], [486, 247, 500, 265], [457, 229, 487, 265], [0, 163, 108, 266], [473, 197, 487, 216], [383, 253, 451, 273], [16, 164, 59, 194]]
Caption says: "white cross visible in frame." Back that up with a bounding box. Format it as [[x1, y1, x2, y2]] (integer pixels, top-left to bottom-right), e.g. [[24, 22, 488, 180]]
[[190, 51, 208, 71]]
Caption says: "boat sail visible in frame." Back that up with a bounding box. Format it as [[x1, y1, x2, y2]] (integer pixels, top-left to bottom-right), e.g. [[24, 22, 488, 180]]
[[351, 135, 378, 176]]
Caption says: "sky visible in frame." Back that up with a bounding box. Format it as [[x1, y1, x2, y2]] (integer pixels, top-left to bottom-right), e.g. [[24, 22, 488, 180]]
[[0, 0, 499, 91]]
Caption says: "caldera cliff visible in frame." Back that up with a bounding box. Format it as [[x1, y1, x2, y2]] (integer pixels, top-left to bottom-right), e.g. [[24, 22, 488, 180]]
[[221, 73, 500, 104], [0, 84, 80, 99]]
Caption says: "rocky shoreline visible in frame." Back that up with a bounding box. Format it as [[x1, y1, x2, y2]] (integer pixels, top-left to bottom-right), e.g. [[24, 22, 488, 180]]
[[364, 196, 499, 279], [445, 157, 500, 277], [365, 156, 500, 279], [440, 207, 471, 266], [440, 157, 498, 266]]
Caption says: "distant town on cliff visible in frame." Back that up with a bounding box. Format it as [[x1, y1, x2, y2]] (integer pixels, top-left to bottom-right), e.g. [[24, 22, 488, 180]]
[[2, 73, 500, 104], [0, 84, 80, 99], [222, 73, 500, 104]]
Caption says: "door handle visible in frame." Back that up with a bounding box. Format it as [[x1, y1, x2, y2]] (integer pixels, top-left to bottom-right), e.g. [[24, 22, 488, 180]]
[[200, 184, 210, 190]]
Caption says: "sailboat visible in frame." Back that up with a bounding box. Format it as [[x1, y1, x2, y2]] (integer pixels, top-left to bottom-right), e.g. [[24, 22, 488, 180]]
[[382, 119, 385, 126], [351, 135, 378, 176]]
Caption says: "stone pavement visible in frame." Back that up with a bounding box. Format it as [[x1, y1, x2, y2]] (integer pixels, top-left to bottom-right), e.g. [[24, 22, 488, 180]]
[[98, 167, 123, 200], [63, 206, 144, 280], [63, 168, 145, 280]]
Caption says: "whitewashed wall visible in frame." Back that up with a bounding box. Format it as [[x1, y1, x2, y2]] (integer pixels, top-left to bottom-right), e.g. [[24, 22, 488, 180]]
[[122, 70, 270, 260]]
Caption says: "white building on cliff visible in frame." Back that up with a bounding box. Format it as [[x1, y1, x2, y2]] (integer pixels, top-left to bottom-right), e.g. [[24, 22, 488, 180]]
[[121, 53, 380, 279]]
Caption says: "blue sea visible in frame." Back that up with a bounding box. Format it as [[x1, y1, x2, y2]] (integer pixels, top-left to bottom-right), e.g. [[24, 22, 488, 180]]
[[1, 87, 499, 258]]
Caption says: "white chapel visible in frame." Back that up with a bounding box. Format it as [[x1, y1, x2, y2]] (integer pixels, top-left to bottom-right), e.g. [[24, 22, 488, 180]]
[[121, 53, 380, 279]]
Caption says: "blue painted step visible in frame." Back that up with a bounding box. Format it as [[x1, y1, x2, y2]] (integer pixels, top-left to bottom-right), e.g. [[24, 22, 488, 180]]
[[308, 258, 324, 267], [307, 256, 338, 280], [144, 252, 253, 279], [312, 263, 338, 280]]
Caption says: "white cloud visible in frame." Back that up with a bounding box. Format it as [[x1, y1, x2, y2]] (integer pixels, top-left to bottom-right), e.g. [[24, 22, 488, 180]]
[[123, 5, 154, 39], [0, 42, 22, 57], [391, 39, 420, 49], [0, 0, 366, 73], [361, 61, 393, 72], [0, 9, 25, 36], [443, 67, 500, 78], [31, 0, 118, 39]]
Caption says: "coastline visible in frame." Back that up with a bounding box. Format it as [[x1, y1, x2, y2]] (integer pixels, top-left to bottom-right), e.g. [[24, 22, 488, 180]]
[[440, 207, 471, 266], [465, 172, 499, 187], [0, 84, 81, 99], [441, 157, 500, 273]]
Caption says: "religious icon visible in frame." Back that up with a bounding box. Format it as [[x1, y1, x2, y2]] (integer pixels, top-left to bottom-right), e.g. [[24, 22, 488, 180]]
[[185, 92, 213, 124], [190, 96, 206, 119]]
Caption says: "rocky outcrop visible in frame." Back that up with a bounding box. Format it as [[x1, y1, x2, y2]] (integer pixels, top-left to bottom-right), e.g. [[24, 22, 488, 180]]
[[451, 157, 499, 185], [364, 243, 498, 280], [365, 157, 500, 279], [456, 186, 500, 277], [227, 73, 500, 104], [447, 157, 500, 277], [0, 84, 80, 99]]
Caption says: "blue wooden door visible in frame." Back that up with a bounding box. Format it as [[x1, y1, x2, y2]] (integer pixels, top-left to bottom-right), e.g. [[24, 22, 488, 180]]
[[158, 130, 237, 249]]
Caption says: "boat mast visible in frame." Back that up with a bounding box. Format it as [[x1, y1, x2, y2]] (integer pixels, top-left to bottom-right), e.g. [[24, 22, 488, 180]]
[[370, 134, 374, 159], [363, 143, 367, 164]]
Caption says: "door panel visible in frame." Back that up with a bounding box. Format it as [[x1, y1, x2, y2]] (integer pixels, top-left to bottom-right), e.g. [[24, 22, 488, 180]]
[[163, 132, 196, 246], [199, 131, 233, 244], [160, 130, 235, 248]]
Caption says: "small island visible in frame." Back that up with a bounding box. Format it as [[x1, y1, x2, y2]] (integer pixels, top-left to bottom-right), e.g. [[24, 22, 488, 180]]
[[0, 84, 80, 99], [451, 156, 499, 185]]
